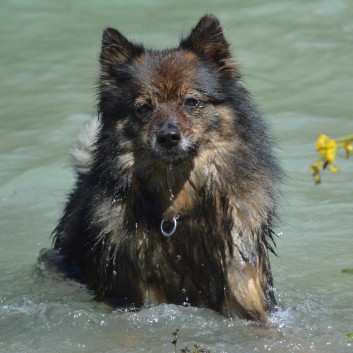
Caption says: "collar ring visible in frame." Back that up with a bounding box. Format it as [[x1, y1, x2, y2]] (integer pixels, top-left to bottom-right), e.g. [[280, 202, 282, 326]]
[[160, 217, 177, 237]]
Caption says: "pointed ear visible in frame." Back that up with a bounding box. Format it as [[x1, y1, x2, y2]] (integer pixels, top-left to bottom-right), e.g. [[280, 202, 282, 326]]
[[100, 27, 144, 68], [180, 15, 237, 78]]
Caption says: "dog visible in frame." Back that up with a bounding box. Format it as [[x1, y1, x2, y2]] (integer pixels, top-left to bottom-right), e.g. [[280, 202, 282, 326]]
[[52, 14, 282, 321]]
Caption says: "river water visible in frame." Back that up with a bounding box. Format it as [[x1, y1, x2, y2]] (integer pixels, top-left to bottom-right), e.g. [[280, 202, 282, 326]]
[[1, 0, 353, 352]]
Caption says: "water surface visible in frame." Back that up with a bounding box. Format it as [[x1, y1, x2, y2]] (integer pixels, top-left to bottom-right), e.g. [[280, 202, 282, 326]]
[[1, 0, 353, 352]]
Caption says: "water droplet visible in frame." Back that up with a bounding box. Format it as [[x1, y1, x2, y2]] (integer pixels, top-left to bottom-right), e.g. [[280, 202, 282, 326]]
[[111, 196, 122, 205], [166, 164, 175, 201], [112, 270, 117, 276]]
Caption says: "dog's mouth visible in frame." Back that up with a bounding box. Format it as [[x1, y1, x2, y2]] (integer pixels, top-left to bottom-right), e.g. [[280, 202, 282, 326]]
[[151, 140, 194, 164]]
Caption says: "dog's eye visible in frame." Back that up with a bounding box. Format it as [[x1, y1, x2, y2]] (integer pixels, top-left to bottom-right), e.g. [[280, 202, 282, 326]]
[[136, 103, 152, 116], [183, 97, 200, 109]]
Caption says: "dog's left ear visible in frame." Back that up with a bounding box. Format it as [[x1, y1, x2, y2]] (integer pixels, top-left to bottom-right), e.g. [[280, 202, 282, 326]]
[[100, 27, 144, 68], [180, 14, 237, 78]]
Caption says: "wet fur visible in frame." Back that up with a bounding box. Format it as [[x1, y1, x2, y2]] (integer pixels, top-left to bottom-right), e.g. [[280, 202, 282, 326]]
[[52, 15, 282, 321]]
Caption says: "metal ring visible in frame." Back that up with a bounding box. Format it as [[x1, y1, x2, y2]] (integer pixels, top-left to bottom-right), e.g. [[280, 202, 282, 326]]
[[160, 217, 177, 237]]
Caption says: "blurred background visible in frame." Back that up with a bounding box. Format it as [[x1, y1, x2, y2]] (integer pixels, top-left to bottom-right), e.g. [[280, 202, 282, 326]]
[[0, 0, 352, 352]]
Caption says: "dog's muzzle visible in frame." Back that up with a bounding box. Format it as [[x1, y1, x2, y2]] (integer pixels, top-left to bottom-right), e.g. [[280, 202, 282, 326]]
[[156, 123, 181, 149]]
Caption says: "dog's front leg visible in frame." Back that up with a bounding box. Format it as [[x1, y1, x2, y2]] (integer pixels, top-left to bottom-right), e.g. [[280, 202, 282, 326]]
[[221, 245, 272, 321]]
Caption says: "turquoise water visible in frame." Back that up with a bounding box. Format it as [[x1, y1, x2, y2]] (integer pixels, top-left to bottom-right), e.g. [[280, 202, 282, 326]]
[[1, 0, 353, 352]]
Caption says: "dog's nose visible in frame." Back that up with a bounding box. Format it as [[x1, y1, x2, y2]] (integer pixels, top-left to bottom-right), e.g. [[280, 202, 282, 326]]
[[156, 125, 181, 148]]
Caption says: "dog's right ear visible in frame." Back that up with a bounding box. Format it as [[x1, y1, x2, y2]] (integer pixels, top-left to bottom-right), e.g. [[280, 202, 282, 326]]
[[100, 27, 144, 68], [180, 15, 237, 78]]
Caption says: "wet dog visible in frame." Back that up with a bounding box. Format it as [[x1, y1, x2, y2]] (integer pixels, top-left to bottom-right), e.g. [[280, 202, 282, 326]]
[[52, 14, 282, 321]]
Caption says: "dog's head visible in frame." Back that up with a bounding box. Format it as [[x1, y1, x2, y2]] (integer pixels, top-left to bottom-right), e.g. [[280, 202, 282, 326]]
[[98, 15, 240, 165]]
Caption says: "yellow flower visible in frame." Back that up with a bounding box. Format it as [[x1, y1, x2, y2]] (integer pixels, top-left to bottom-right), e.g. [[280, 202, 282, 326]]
[[314, 173, 321, 184], [310, 160, 322, 184], [326, 139, 337, 163], [316, 134, 337, 163], [311, 133, 353, 184], [344, 142, 353, 158], [329, 165, 340, 173], [316, 134, 329, 159], [316, 134, 329, 150]]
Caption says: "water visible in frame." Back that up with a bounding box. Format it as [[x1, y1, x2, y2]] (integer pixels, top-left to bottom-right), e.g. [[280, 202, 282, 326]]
[[1, 0, 353, 352]]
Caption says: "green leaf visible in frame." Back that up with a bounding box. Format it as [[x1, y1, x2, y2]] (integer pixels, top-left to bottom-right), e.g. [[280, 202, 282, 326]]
[[341, 269, 353, 275], [345, 332, 353, 339]]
